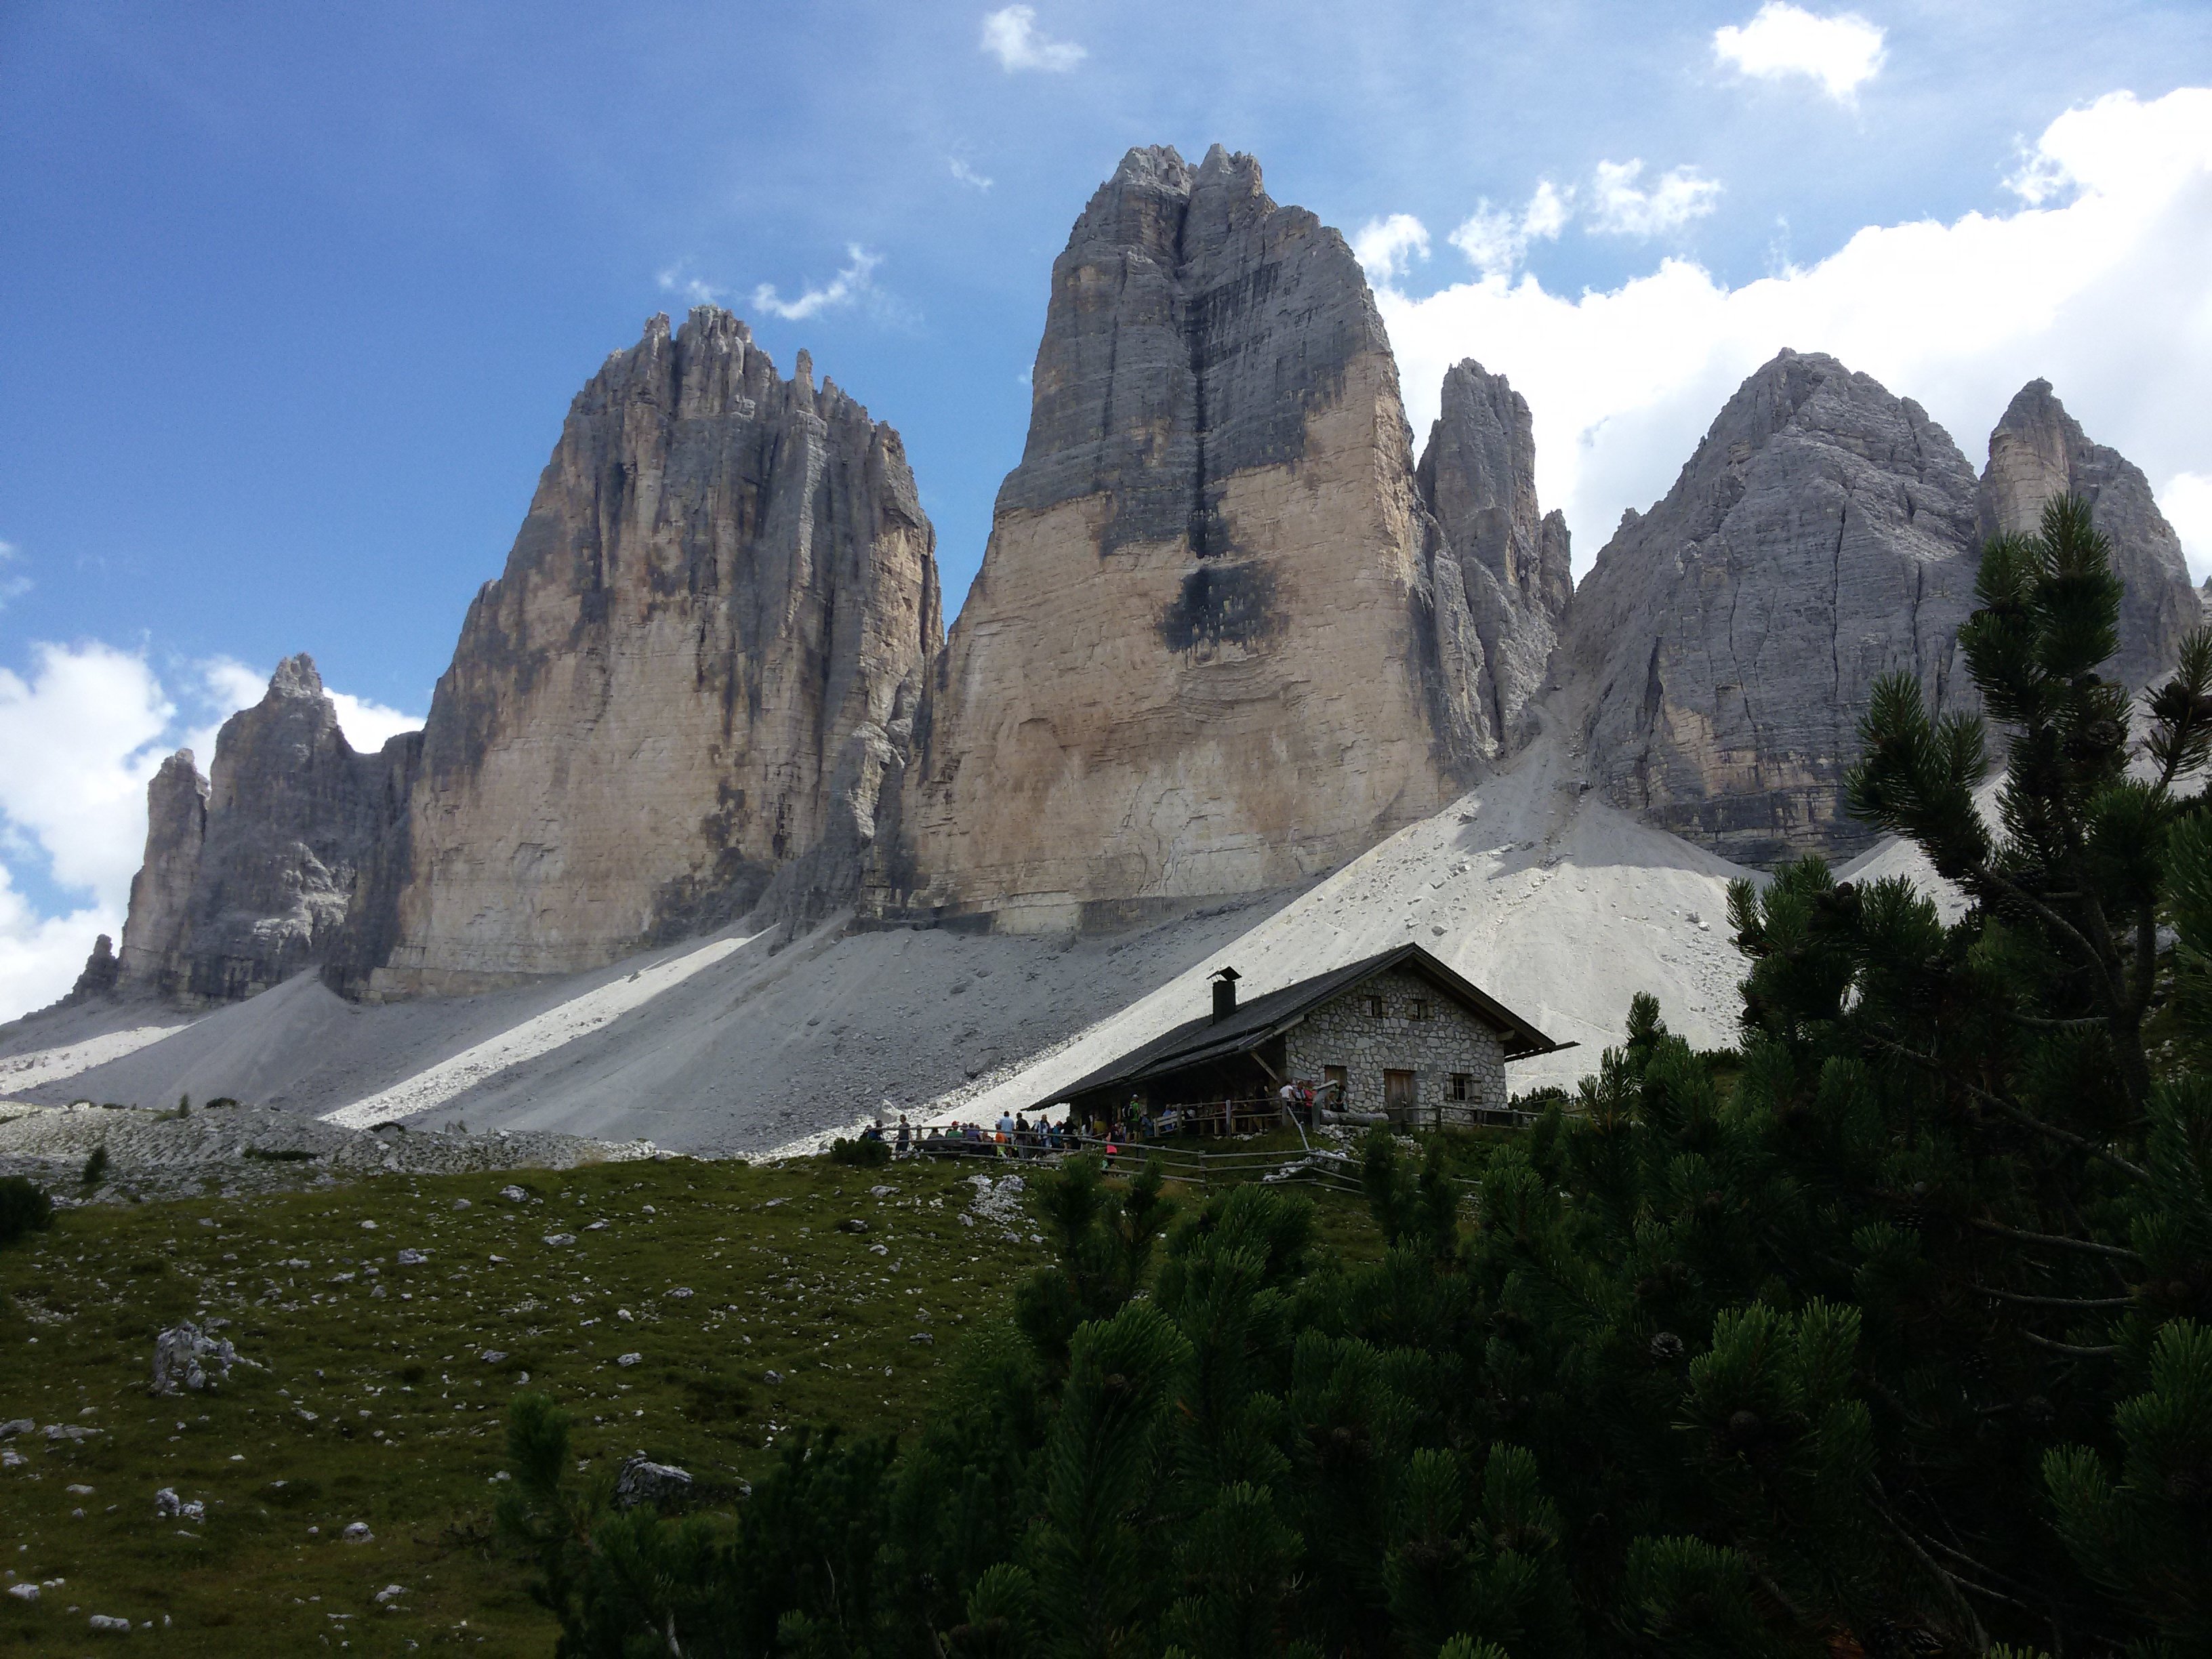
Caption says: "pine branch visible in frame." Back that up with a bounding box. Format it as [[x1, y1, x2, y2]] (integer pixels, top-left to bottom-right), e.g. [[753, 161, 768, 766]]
[[1971, 1286, 2133, 1309], [1865, 1032, 2151, 1183], [2017, 1330, 2117, 1357], [1968, 1218, 2139, 1259]]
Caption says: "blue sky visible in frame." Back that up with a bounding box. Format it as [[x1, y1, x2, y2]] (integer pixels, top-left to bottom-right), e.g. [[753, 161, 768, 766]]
[[3, 0, 2211, 1019]]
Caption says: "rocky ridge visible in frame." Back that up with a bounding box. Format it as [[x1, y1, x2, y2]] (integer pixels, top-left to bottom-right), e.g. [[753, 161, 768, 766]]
[[884, 145, 1552, 928], [113, 657, 415, 1003], [1566, 350, 1986, 866], [80, 144, 2201, 1038], [350, 307, 942, 997], [1978, 377, 2198, 691], [1416, 359, 1573, 756]]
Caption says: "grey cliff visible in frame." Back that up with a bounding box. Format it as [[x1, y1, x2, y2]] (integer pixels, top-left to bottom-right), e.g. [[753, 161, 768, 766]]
[[1567, 349, 1983, 867], [119, 658, 409, 1002], [353, 307, 941, 996], [1979, 378, 2198, 691], [1416, 359, 1572, 754]]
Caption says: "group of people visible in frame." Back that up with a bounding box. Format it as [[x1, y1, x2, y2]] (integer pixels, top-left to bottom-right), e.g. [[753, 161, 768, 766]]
[[853, 1111, 1084, 1159], [850, 1082, 1336, 1162]]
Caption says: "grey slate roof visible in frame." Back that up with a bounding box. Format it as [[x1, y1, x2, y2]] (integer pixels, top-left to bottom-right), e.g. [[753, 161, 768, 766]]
[[1047, 943, 1570, 1103]]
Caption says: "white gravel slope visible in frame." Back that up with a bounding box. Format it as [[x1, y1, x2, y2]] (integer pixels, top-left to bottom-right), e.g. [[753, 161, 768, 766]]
[[934, 724, 1759, 1126], [3, 727, 1772, 1153]]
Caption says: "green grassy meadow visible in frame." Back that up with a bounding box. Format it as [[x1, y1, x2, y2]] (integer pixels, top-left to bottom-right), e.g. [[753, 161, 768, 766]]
[[0, 1140, 1390, 1657], [0, 1152, 1066, 1656]]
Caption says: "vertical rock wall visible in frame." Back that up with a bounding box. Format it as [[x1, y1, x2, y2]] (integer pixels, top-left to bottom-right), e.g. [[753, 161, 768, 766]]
[[117, 750, 209, 984], [1567, 350, 1984, 867], [1416, 360, 1573, 754], [888, 145, 1498, 930], [115, 657, 403, 1002], [356, 308, 942, 996], [1979, 379, 2199, 690]]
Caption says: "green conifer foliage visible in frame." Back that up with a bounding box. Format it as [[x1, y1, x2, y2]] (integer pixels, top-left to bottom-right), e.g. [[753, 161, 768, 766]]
[[495, 496, 2212, 1658]]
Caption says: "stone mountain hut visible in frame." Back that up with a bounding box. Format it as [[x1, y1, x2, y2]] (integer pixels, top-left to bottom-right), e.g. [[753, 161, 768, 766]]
[[1046, 943, 1570, 1129]]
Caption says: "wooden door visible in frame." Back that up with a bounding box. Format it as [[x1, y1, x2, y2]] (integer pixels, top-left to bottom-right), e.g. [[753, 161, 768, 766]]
[[1383, 1069, 1416, 1120]]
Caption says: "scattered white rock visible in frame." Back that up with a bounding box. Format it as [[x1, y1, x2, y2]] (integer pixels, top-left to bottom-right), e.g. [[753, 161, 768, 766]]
[[584, 1219, 609, 1231], [150, 1322, 248, 1396], [89, 1613, 130, 1632], [45, 1423, 99, 1442], [543, 1233, 575, 1247], [396, 1248, 428, 1265], [452, 1198, 471, 1210], [359, 1221, 377, 1231], [342, 1521, 373, 1544], [615, 1352, 642, 1367], [65, 1483, 93, 1496], [762, 1370, 783, 1385], [373, 1584, 406, 1604], [480, 1351, 508, 1366], [4, 1583, 34, 1603], [665, 1286, 692, 1299], [0, 1418, 33, 1439], [499, 1185, 529, 1202], [1, 1450, 24, 1469]]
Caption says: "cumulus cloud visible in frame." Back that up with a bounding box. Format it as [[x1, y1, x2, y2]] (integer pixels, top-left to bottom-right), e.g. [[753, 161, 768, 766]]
[[2161, 473, 2212, 580], [1369, 88, 2212, 588], [752, 245, 882, 322], [1353, 213, 1432, 283], [1586, 160, 1724, 237], [0, 644, 422, 1021], [979, 6, 1084, 73], [1713, 2, 1886, 102], [1449, 181, 1572, 277], [949, 157, 995, 192]]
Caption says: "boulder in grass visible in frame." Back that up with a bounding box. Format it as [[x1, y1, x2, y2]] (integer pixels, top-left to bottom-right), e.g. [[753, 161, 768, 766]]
[[150, 1322, 248, 1396], [613, 1456, 693, 1511], [89, 1614, 130, 1632]]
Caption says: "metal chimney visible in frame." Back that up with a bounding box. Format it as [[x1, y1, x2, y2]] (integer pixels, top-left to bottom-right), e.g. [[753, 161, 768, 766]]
[[1210, 966, 1241, 1024]]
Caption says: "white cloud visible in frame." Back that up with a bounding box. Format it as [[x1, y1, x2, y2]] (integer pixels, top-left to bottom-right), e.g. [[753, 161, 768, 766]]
[[0, 541, 28, 611], [1353, 213, 1432, 283], [655, 263, 728, 307], [328, 691, 419, 754], [949, 157, 995, 192], [0, 645, 422, 1021], [1370, 89, 2212, 590], [1449, 182, 1572, 278], [752, 245, 882, 322], [1713, 3, 1886, 103], [0, 865, 113, 1027], [2161, 472, 2212, 581], [0, 643, 175, 906], [1586, 159, 1724, 237], [979, 5, 1084, 73]]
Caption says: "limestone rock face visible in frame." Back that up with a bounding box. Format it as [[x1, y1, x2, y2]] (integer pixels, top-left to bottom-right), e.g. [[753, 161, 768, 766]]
[[357, 308, 941, 996], [1979, 380, 2198, 689], [1416, 360, 1572, 752], [890, 145, 1480, 929], [116, 659, 405, 1002], [1567, 350, 1983, 866], [117, 750, 209, 983]]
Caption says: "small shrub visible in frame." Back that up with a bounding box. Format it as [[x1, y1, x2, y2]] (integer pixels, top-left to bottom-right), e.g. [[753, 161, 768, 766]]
[[243, 1147, 316, 1163], [0, 1176, 53, 1247], [206, 1097, 239, 1110], [827, 1135, 890, 1168], [81, 1144, 109, 1186]]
